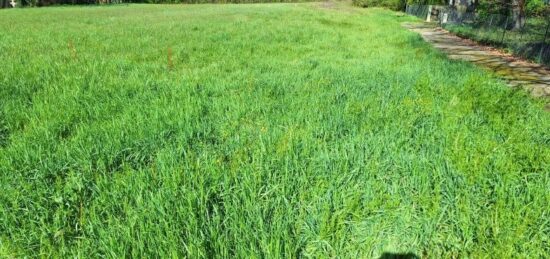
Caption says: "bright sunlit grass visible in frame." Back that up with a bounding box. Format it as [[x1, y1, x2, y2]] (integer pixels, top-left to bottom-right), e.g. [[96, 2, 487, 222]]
[[0, 2, 549, 257]]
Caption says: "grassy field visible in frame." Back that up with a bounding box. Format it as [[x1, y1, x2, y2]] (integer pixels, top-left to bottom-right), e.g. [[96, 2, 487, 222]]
[[0, 2, 549, 257]]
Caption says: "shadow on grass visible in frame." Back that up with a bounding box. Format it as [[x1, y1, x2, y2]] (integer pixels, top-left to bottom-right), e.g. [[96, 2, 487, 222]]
[[379, 252, 420, 259]]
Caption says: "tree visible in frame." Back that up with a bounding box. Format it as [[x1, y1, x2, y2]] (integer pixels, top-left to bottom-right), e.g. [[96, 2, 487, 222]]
[[512, 0, 526, 29]]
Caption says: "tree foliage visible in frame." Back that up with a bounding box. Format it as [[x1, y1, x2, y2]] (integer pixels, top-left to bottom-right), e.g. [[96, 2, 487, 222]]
[[7, 0, 311, 6]]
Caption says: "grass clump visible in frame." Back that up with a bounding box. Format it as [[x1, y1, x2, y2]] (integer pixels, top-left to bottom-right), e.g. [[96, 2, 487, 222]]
[[0, 2, 549, 257]]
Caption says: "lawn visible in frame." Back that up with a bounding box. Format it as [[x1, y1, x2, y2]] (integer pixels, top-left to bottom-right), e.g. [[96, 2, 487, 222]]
[[0, 2, 549, 257]]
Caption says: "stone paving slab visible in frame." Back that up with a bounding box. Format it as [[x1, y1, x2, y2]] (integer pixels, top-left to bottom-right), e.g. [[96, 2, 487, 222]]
[[403, 22, 550, 106]]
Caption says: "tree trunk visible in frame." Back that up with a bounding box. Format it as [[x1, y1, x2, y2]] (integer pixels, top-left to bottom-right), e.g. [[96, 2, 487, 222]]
[[512, 0, 526, 29], [454, 0, 469, 21]]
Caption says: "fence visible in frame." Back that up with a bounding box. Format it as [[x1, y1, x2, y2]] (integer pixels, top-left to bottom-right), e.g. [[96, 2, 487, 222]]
[[1, 0, 11, 8], [406, 4, 550, 66]]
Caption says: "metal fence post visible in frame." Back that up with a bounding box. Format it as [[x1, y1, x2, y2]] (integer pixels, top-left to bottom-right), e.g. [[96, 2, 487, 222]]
[[519, 20, 526, 41], [479, 15, 494, 41], [475, 15, 482, 38], [501, 15, 509, 45], [538, 19, 550, 63]]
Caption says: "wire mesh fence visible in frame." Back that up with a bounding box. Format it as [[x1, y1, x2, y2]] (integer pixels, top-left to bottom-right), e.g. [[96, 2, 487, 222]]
[[406, 4, 550, 66], [1, 0, 11, 8]]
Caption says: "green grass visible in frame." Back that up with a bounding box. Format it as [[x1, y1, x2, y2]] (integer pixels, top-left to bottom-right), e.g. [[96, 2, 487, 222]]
[[1, 2, 549, 257]]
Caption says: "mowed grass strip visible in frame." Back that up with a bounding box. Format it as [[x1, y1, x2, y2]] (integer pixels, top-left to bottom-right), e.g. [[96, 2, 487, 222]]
[[0, 3, 549, 257]]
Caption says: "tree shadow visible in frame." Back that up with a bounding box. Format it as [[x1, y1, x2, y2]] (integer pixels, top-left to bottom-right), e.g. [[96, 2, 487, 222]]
[[516, 42, 550, 66]]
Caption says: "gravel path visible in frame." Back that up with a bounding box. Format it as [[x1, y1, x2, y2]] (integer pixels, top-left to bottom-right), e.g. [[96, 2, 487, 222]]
[[404, 22, 550, 100]]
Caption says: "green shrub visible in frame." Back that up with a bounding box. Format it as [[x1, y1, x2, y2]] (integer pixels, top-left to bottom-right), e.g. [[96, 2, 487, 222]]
[[352, 0, 446, 11], [526, 0, 550, 16], [352, 0, 406, 11]]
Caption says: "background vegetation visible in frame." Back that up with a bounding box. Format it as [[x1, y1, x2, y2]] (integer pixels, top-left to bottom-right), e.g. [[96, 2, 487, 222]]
[[352, 0, 549, 14], [2, 0, 313, 7], [351, 0, 407, 11], [1, 2, 549, 257]]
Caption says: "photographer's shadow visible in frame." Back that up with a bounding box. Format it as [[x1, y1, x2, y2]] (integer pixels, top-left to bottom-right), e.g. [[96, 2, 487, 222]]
[[379, 252, 420, 259]]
